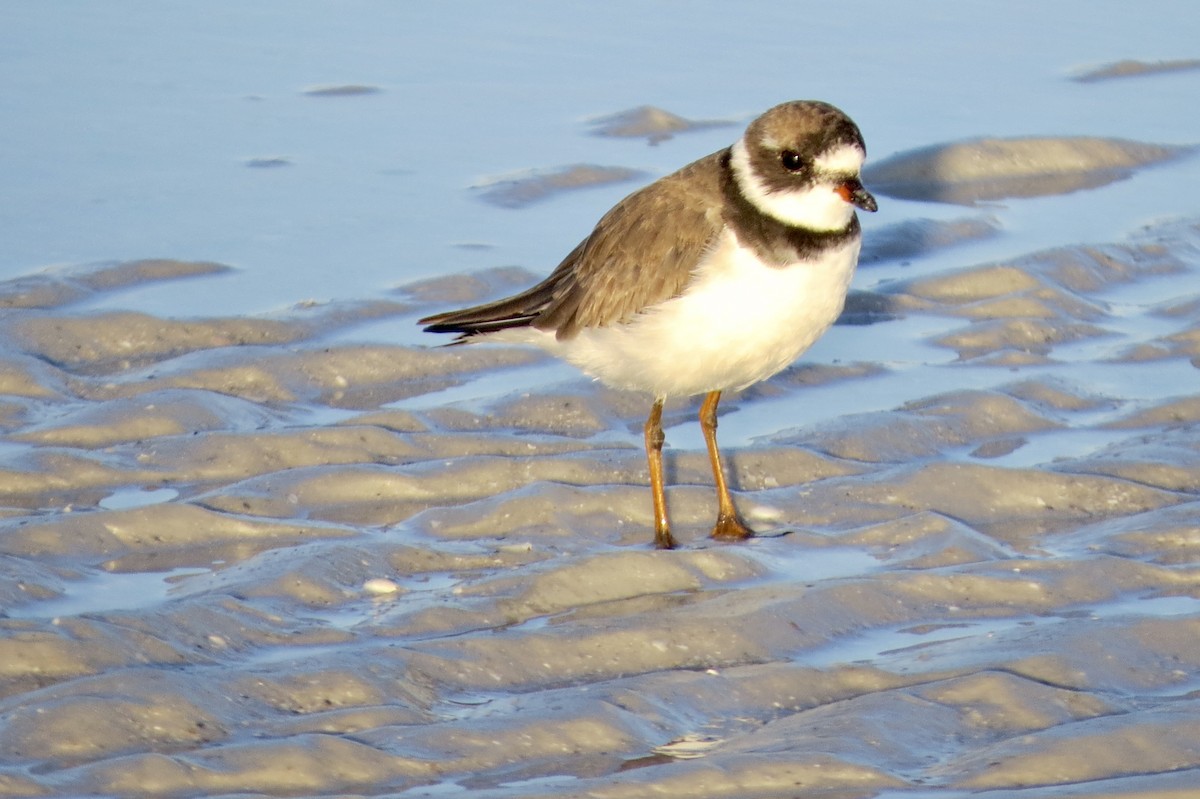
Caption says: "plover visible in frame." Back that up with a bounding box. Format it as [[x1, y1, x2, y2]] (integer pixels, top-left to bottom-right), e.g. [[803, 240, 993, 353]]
[[421, 100, 876, 549]]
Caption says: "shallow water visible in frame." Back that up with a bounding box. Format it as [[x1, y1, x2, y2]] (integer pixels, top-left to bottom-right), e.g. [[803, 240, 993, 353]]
[[7, 566, 208, 620], [2, 3, 1200, 798]]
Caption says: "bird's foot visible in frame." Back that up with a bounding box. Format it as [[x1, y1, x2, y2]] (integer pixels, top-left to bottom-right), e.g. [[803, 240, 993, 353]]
[[654, 527, 679, 550], [710, 512, 754, 541]]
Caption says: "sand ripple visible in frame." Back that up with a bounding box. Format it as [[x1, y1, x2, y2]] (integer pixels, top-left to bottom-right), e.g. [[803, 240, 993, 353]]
[[865, 136, 1195, 204]]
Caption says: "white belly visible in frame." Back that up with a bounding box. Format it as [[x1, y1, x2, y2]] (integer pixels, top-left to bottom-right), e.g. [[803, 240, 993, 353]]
[[512, 228, 860, 398]]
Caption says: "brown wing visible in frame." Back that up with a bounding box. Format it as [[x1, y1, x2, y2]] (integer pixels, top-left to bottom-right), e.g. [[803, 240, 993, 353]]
[[534, 151, 727, 338], [420, 151, 727, 341]]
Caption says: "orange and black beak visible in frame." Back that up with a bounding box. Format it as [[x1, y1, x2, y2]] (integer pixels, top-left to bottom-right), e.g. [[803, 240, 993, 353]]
[[837, 179, 877, 212]]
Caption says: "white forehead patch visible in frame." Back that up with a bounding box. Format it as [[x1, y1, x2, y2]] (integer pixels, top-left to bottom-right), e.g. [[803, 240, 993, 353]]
[[731, 138, 858, 231], [814, 144, 865, 175]]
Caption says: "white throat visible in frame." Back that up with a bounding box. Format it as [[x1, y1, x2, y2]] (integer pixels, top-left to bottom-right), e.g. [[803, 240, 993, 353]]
[[730, 138, 863, 232]]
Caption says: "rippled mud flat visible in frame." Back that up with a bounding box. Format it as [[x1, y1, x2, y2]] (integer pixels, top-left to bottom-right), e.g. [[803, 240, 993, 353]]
[[0, 212, 1198, 798]]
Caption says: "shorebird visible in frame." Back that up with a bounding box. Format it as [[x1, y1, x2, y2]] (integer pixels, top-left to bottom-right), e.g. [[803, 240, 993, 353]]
[[421, 100, 876, 548]]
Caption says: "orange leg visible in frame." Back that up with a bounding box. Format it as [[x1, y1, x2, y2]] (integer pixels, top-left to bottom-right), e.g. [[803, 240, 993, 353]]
[[700, 391, 754, 541], [644, 398, 676, 549]]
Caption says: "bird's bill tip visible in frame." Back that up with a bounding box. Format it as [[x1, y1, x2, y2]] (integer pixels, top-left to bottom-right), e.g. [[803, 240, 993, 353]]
[[836, 179, 878, 212]]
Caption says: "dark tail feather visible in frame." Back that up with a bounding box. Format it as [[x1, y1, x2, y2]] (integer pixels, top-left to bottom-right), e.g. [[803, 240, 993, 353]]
[[419, 268, 570, 339], [419, 293, 543, 339], [420, 237, 590, 340], [420, 311, 537, 338]]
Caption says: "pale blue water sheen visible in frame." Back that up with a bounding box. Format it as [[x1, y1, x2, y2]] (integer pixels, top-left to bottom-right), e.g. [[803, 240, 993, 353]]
[[3, 1, 1199, 458], [3, 0, 1198, 321]]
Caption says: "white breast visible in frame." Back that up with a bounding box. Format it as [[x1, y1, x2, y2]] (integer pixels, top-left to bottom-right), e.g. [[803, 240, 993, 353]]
[[517, 228, 861, 399]]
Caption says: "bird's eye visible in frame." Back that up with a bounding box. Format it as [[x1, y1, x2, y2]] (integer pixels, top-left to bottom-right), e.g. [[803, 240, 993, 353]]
[[780, 150, 805, 172]]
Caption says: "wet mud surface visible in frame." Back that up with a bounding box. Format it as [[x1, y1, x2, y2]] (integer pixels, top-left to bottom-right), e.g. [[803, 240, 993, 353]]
[[1, 210, 1198, 796]]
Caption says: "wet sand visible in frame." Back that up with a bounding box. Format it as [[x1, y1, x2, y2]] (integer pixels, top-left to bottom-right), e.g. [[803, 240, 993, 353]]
[[2, 127, 1199, 796]]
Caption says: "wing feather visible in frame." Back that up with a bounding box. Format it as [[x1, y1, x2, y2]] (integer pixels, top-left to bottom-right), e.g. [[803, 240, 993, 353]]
[[421, 150, 728, 341]]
